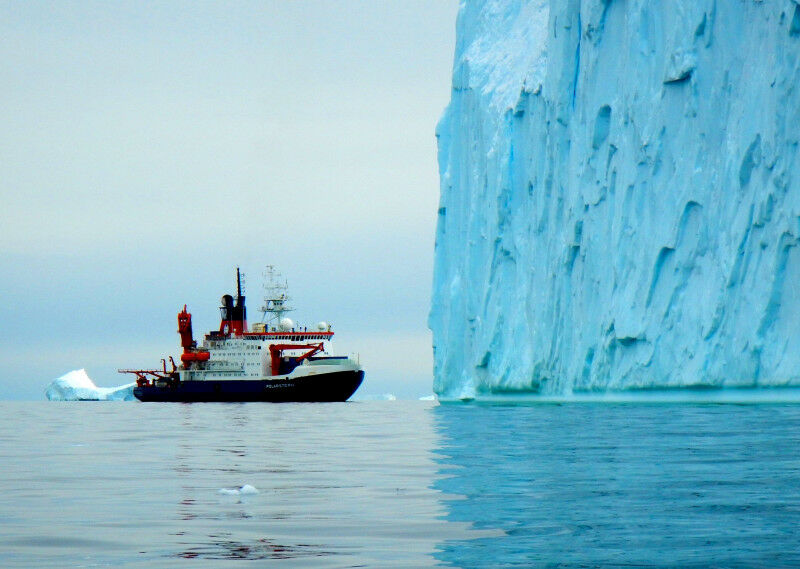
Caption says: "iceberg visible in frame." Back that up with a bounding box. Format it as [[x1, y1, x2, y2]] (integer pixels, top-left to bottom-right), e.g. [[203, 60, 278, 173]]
[[430, 1, 800, 398], [45, 369, 136, 401]]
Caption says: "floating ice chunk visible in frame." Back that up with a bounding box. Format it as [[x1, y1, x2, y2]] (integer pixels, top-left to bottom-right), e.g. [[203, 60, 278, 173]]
[[218, 484, 259, 497], [418, 394, 437, 401], [45, 369, 136, 401], [354, 393, 397, 401]]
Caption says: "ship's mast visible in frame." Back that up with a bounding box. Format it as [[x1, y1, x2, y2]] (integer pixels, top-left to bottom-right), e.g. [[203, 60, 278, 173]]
[[219, 267, 248, 335], [260, 265, 294, 328]]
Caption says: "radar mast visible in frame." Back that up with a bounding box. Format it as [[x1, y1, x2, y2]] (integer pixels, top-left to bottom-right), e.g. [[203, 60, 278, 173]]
[[260, 265, 294, 327]]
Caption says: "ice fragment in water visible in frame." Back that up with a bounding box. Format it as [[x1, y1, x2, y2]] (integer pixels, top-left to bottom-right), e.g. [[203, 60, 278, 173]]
[[219, 485, 259, 496]]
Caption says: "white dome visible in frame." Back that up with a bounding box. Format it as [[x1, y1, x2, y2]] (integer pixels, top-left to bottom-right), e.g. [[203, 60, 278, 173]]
[[279, 317, 294, 331], [317, 321, 329, 331]]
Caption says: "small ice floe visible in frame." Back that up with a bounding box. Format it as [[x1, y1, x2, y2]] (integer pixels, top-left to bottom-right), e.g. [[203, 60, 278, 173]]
[[45, 369, 136, 401], [353, 393, 397, 401], [419, 394, 437, 401], [218, 484, 259, 497]]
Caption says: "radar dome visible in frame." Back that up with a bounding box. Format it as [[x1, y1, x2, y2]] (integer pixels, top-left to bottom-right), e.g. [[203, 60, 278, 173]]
[[279, 317, 294, 331], [317, 321, 329, 331]]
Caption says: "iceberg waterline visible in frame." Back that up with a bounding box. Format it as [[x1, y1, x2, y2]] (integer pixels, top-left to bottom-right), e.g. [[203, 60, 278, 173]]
[[45, 369, 135, 401], [430, 0, 800, 399]]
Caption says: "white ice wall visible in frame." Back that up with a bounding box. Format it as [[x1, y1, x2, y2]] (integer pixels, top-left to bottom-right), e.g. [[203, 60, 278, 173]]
[[431, 0, 800, 398]]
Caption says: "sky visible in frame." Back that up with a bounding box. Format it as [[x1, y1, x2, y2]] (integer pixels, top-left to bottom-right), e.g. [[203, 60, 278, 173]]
[[0, 1, 459, 400]]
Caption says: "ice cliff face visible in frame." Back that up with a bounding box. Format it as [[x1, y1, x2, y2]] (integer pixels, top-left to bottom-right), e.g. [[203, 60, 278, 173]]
[[430, 0, 800, 398]]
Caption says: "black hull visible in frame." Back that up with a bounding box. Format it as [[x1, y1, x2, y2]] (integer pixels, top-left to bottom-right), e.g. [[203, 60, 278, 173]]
[[133, 370, 364, 403]]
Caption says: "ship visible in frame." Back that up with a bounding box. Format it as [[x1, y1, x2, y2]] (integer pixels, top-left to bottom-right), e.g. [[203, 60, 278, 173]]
[[120, 267, 364, 402]]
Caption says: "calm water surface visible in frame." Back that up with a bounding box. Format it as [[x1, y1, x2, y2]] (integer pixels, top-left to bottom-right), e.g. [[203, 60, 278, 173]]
[[1, 401, 799, 568]]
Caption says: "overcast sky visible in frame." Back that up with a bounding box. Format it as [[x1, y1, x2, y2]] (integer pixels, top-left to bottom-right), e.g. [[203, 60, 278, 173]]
[[0, 1, 459, 400]]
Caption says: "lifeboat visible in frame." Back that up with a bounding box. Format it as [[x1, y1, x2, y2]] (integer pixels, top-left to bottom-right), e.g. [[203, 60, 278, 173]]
[[180, 351, 210, 363]]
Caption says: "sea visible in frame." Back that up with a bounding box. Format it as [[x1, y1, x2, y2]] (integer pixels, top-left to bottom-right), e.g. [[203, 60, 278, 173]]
[[2, 400, 800, 568]]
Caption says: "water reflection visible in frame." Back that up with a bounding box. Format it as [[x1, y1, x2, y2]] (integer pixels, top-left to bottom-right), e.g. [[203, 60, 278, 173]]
[[431, 403, 800, 568], [177, 535, 344, 560], [165, 402, 471, 567]]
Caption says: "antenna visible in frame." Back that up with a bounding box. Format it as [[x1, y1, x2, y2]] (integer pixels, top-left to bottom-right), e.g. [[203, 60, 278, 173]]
[[260, 265, 294, 325]]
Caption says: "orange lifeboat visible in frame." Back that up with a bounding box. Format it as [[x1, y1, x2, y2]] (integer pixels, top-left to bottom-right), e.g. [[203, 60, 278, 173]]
[[181, 351, 210, 363]]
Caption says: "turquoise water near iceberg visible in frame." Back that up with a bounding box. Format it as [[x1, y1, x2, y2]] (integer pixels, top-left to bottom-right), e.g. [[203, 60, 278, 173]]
[[433, 402, 800, 568], [1, 400, 799, 567]]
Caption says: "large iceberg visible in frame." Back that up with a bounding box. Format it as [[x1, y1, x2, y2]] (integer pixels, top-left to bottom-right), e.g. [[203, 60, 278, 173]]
[[45, 369, 136, 401], [430, 0, 800, 398]]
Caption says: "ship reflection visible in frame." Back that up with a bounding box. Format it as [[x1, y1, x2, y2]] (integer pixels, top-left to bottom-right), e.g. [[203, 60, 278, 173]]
[[171, 404, 347, 562], [168, 402, 503, 566], [177, 536, 344, 560]]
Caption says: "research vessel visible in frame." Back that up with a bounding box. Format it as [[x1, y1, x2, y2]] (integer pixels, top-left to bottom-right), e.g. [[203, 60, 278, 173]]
[[121, 267, 364, 402]]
